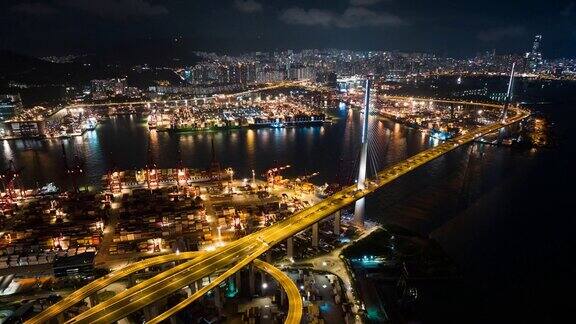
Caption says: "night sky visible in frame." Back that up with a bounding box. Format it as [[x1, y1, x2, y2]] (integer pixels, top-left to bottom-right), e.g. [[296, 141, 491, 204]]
[[1, 0, 575, 58]]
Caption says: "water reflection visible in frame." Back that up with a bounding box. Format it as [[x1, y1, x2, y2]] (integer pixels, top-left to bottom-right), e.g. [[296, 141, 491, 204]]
[[1, 110, 436, 189]]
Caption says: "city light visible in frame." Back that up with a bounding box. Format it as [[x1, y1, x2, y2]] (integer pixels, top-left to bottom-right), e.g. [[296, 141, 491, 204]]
[[1, 4, 558, 323]]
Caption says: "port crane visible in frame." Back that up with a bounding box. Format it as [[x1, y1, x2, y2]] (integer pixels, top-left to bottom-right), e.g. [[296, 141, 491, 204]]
[[106, 152, 122, 194], [295, 172, 319, 183], [144, 135, 158, 190], [174, 149, 189, 189], [1, 160, 23, 207], [264, 164, 290, 188]]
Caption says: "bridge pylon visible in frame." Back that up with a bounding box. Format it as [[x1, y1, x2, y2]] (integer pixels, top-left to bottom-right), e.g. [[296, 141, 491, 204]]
[[353, 76, 372, 227], [502, 62, 516, 122]]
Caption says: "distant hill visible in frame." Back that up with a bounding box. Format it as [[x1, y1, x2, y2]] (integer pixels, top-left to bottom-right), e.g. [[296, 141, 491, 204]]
[[0, 47, 197, 108], [89, 38, 201, 67], [0, 50, 53, 74], [0, 50, 127, 87]]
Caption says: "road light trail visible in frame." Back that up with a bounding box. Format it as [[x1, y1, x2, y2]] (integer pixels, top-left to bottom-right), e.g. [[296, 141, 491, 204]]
[[151, 256, 303, 324], [252, 259, 303, 324], [146, 245, 270, 324], [64, 239, 262, 323], [149, 245, 303, 324], [25, 252, 201, 324]]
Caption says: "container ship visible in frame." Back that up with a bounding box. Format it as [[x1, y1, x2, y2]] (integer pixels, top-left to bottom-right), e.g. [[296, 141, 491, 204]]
[[165, 114, 328, 133]]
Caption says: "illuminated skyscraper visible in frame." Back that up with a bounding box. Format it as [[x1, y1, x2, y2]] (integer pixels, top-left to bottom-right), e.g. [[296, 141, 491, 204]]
[[532, 35, 542, 53], [525, 34, 543, 72]]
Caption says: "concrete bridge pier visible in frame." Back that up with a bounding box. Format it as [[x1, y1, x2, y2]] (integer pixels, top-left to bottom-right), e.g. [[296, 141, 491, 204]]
[[497, 126, 506, 145], [249, 264, 256, 296], [196, 278, 204, 293], [85, 293, 99, 308], [169, 314, 181, 324], [91, 293, 99, 306], [280, 288, 287, 307], [188, 282, 197, 294], [187, 282, 199, 297], [353, 197, 366, 228], [235, 271, 242, 294], [260, 270, 267, 292], [333, 210, 341, 235], [287, 237, 294, 259], [213, 285, 223, 313], [143, 301, 160, 322], [265, 250, 272, 263], [312, 223, 319, 247], [227, 276, 236, 297], [128, 273, 137, 287]]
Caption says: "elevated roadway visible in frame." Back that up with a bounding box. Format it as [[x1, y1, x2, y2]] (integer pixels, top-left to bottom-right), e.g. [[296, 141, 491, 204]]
[[32, 103, 529, 324], [252, 259, 303, 324], [28, 250, 302, 324], [148, 259, 303, 324], [25, 252, 200, 324]]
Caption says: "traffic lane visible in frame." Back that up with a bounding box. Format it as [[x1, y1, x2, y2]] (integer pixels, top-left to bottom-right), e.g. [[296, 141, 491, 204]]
[[253, 259, 303, 324], [26, 252, 201, 324], [148, 245, 272, 324], [67, 240, 264, 323]]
